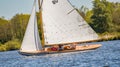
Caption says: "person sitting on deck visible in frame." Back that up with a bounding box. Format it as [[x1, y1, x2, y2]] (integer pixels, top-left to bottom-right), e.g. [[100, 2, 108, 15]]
[[51, 45, 59, 51], [70, 43, 77, 49], [64, 43, 77, 50], [58, 45, 64, 51]]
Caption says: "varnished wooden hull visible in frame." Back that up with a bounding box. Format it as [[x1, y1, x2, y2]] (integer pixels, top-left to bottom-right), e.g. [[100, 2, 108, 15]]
[[18, 50, 48, 56], [19, 44, 102, 56]]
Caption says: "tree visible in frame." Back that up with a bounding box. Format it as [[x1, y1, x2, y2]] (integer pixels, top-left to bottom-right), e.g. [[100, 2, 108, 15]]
[[0, 18, 12, 43], [91, 0, 113, 33], [111, 3, 120, 32], [85, 10, 93, 24], [10, 14, 30, 41]]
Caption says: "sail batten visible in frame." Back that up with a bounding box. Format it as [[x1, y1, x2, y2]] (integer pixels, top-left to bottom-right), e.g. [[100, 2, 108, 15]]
[[20, 0, 42, 52], [41, 0, 98, 45]]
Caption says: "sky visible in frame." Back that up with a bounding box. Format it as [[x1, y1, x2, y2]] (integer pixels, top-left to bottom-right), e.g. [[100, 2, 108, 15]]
[[0, 0, 120, 19]]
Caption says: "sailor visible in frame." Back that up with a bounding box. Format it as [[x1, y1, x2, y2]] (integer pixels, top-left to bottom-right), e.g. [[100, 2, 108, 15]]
[[58, 45, 64, 51], [72, 43, 77, 49], [51, 45, 59, 51], [67, 43, 77, 50]]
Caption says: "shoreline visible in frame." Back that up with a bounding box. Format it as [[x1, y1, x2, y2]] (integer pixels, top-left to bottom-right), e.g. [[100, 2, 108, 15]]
[[0, 35, 120, 52], [98, 32, 120, 41]]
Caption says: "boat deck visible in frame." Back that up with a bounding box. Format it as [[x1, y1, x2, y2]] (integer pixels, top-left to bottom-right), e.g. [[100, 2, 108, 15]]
[[47, 44, 102, 54], [19, 44, 102, 56]]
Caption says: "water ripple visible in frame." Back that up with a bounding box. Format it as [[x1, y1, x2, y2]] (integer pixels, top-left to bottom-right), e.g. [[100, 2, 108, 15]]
[[0, 40, 120, 67]]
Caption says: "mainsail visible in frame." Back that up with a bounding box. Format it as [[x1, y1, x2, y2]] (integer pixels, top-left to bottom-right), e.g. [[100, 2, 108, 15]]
[[41, 0, 99, 45], [20, 0, 42, 52]]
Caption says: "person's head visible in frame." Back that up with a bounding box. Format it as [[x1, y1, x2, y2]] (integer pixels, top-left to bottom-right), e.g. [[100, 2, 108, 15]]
[[59, 44, 63, 47]]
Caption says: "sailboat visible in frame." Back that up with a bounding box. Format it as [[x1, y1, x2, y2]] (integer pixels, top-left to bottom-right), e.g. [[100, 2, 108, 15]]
[[19, 0, 101, 55]]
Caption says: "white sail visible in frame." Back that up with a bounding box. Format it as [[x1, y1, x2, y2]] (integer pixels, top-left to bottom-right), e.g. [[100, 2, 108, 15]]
[[41, 0, 99, 45], [20, 0, 42, 52]]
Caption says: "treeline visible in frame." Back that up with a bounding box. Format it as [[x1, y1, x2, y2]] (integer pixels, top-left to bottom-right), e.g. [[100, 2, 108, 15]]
[[0, 0, 120, 51], [0, 13, 42, 51], [78, 0, 120, 40]]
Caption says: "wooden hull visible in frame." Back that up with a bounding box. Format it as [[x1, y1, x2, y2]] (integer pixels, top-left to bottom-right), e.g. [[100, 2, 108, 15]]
[[19, 44, 102, 56], [18, 50, 47, 56]]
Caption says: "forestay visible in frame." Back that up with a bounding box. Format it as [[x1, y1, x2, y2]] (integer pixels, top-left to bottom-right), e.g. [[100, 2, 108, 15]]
[[21, 0, 42, 52], [41, 0, 98, 45]]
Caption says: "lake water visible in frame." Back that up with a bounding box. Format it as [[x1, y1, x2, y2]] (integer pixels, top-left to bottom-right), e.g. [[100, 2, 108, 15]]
[[0, 40, 120, 67]]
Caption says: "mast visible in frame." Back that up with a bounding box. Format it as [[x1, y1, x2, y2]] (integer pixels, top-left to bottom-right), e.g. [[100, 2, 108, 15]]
[[38, 0, 45, 47]]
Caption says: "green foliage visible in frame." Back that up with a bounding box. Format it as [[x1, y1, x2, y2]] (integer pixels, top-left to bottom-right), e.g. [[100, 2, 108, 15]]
[[91, 0, 113, 33], [0, 17, 8, 26], [85, 10, 93, 23], [0, 39, 20, 51], [111, 5, 120, 32], [0, 45, 7, 51], [0, 17, 12, 43], [112, 8, 120, 25], [10, 14, 30, 40], [99, 32, 120, 41]]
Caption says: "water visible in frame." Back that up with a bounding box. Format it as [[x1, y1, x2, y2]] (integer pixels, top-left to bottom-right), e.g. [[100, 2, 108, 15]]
[[0, 40, 120, 67]]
